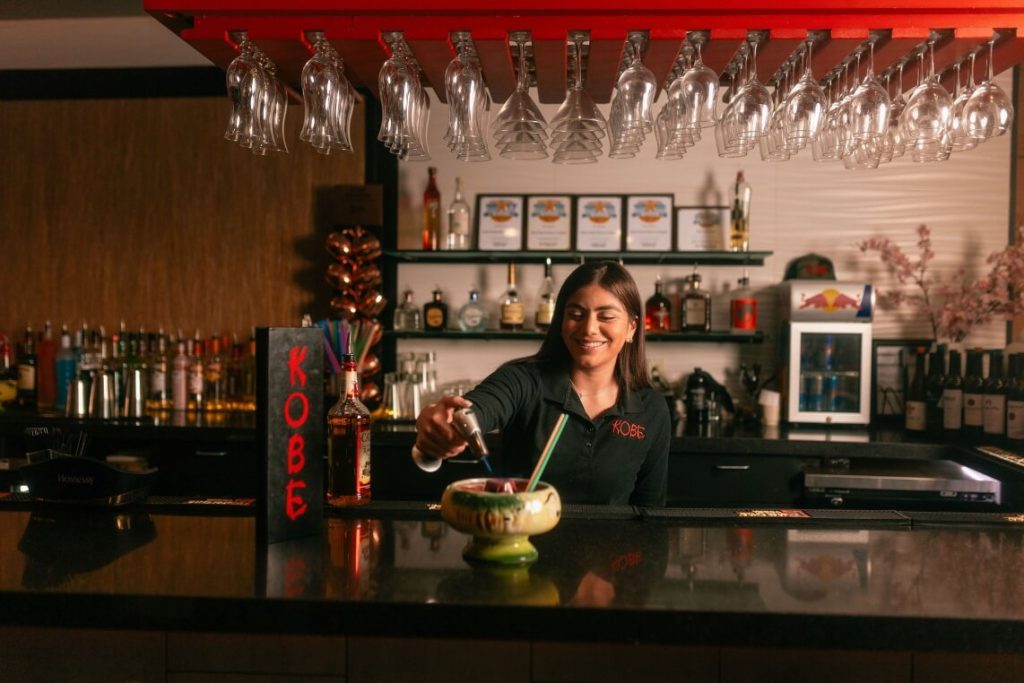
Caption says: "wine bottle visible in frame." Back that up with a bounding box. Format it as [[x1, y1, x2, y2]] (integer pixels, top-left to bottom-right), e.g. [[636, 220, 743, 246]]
[[423, 288, 449, 331], [942, 350, 963, 432], [982, 350, 1006, 436], [447, 176, 471, 250], [729, 170, 751, 252], [905, 348, 927, 432], [681, 270, 711, 333], [963, 349, 984, 436], [458, 289, 489, 332], [1007, 353, 1024, 442], [422, 166, 442, 251], [535, 258, 556, 331], [644, 276, 672, 333], [327, 338, 371, 506], [500, 263, 525, 331], [15, 325, 37, 410], [925, 345, 946, 434]]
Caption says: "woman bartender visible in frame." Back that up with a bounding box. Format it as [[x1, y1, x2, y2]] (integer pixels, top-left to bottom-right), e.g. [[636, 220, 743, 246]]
[[413, 261, 670, 507]]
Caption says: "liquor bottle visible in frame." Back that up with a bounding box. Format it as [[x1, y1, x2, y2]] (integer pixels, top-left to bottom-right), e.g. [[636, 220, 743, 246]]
[[535, 258, 556, 331], [327, 338, 371, 506], [729, 270, 757, 334], [422, 166, 442, 251], [205, 336, 226, 411], [393, 290, 423, 331], [644, 276, 672, 333], [728, 170, 752, 252], [963, 348, 984, 436], [447, 176, 471, 250], [982, 350, 1006, 436], [943, 350, 963, 433], [925, 345, 946, 434], [423, 289, 449, 331], [500, 263, 525, 331], [16, 325, 37, 410], [187, 336, 205, 412], [904, 347, 927, 432], [681, 270, 712, 333], [458, 289, 490, 332], [1007, 354, 1024, 442], [147, 331, 171, 412], [54, 325, 77, 413], [684, 368, 710, 434], [36, 321, 56, 409]]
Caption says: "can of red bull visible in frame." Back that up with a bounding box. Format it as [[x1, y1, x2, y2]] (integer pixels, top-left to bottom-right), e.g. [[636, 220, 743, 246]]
[[824, 373, 839, 411], [802, 374, 825, 412]]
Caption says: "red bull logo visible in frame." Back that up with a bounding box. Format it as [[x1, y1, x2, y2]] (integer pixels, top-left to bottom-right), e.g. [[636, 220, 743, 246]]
[[799, 288, 861, 313]]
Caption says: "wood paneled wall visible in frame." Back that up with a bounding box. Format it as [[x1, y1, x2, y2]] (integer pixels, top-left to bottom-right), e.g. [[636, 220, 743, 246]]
[[0, 96, 365, 338]]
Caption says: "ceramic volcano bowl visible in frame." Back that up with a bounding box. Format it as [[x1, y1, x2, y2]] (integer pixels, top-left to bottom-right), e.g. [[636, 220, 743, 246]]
[[440, 478, 561, 566]]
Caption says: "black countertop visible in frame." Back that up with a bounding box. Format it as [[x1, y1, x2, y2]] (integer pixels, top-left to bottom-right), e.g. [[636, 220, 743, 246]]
[[2, 502, 1024, 652]]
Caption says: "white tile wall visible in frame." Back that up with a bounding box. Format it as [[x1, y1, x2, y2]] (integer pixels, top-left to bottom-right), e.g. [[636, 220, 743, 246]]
[[394, 73, 1014, 395]]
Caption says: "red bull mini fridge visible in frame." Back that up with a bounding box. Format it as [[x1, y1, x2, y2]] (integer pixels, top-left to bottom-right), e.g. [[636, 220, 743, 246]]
[[780, 282, 874, 425]]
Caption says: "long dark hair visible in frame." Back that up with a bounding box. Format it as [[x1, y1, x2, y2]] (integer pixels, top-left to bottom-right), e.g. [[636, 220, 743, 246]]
[[522, 260, 651, 392]]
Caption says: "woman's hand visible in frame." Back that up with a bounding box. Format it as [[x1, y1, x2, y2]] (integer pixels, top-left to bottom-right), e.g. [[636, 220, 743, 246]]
[[414, 394, 474, 461]]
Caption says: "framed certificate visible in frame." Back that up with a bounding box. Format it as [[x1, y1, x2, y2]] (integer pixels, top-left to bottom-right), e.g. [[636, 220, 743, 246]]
[[525, 195, 572, 250], [626, 195, 673, 251], [476, 195, 525, 251], [575, 196, 623, 252], [676, 205, 727, 251]]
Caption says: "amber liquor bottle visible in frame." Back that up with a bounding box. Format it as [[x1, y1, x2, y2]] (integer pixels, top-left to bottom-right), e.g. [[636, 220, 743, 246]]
[[644, 276, 672, 333], [681, 271, 711, 333], [500, 263, 525, 331], [422, 166, 442, 251], [327, 341, 371, 506]]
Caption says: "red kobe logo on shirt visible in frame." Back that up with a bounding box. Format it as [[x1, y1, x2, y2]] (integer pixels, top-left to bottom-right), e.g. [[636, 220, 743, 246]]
[[612, 419, 646, 440]]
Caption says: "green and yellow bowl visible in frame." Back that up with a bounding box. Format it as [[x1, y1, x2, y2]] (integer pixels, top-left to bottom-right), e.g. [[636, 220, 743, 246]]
[[440, 478, 561, 567]]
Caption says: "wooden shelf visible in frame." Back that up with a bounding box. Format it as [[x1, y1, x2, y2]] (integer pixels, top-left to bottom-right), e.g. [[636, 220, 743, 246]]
[[383, 250, 772, 266], [386, 329, 765, 343]]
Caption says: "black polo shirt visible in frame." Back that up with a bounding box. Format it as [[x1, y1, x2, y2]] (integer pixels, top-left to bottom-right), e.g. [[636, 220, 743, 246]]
[[465, 360, 670, 507]]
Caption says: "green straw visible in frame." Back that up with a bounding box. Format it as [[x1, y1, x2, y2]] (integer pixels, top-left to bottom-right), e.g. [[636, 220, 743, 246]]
[[527, 413, 569, 492]]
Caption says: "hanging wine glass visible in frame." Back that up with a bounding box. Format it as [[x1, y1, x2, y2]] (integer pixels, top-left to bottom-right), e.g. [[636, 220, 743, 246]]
[[949, 57, 979, 152], [900, 43, 953, 162], [962, 38, 1014, 141], [783, 39, 827, 152]]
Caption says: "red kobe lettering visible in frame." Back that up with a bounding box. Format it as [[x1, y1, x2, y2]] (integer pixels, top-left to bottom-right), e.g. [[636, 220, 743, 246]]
[[288, 346, 308, 387], [284, 391, 309, 429], [285, 479, 308, 520], [287, 434, 305, 475], [611, 419, 646, 440]]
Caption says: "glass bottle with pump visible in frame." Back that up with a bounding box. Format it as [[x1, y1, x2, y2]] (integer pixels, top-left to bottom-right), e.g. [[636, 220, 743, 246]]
[[905, 347, 927, 432], [681, 270, 711, 333], [535, 258, 556, 331], [982, 350, 1006, 436], [500, 263, 525, 331], [729, 270, 757, 334], [422, 167, 442, 251], [447, 176, 471, 250], [925, 345, 946, 434], [458, 289, 489, 332], [963, 349, 984, 436], [645, 276, 672, 333], [423, 288, 449, 331], [729, 170, 751, 252], [943, 350, 963, 432], [327, 338, 371, 506], [1007, 354, 1024, 442]]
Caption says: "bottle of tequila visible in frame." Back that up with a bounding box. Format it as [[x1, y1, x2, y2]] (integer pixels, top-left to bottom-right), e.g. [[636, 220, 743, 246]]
[[500, 263, 525, 331], [535, 258, 556, 331], [458, 289, 489, 332]]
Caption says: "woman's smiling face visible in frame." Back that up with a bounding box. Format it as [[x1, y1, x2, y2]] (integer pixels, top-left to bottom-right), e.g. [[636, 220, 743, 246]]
[[561, 283, 637, 374]]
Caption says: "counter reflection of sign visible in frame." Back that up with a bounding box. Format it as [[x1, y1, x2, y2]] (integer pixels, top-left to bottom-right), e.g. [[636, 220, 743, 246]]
[[476, 195, 524, 250], [575, 195, 623, 251], [626, 195, 673, 251], [526, 195, 572, 250], [675, 206, 726, 251], [256, 327, 324, 545]]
